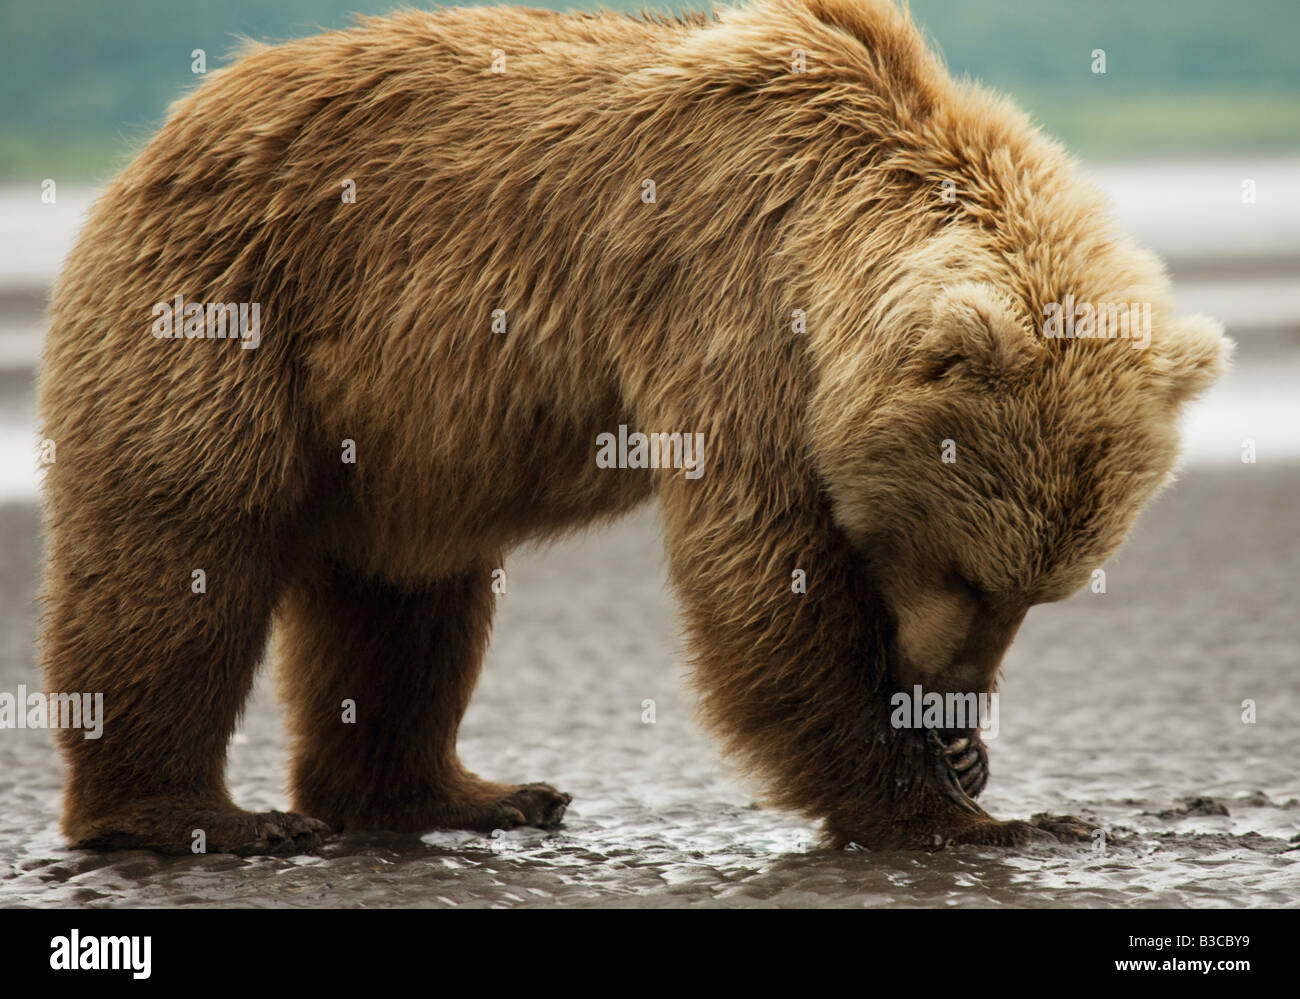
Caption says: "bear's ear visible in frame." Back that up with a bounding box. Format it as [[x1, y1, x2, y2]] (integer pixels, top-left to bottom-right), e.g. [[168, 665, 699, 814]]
[[1156, 315, 1233, 403], [797, 0, 934, 85], [913, 284, 1038, 384]]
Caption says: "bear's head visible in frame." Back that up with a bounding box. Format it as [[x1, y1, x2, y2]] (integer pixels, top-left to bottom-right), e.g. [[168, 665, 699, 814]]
[[812, 275, 1232, 699], [738, 0, 1237, 702]]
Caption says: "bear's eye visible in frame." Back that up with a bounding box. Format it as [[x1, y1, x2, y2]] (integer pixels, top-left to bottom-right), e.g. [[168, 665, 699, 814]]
[[925, 353, 966, 381]]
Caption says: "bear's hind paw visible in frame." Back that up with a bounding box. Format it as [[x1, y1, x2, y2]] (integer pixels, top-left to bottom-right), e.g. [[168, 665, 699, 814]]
[[77, 807, 331, 856], [216, 810, 332, 855], [466, 782, 572, 832]]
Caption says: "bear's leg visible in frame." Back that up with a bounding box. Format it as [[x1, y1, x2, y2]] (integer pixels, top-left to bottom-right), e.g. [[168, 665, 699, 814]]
[[277, 560, 571, 834], [648, 428, 1090, 851], [43, 512, 329, 855]]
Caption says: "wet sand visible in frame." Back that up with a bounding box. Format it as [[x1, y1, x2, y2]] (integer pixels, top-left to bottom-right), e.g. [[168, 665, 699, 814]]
[[1, 462, 1296, 908]]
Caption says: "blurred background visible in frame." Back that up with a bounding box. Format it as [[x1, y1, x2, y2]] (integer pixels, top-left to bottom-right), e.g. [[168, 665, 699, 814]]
[[0, 1, 1296, 907]]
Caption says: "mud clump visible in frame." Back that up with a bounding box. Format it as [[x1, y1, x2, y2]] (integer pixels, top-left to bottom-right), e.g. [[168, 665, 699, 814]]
[[1151, 796, 1230, 819]]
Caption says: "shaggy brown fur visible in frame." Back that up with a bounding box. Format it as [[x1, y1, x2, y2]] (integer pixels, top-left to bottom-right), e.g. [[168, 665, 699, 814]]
[[39, 0, 1230, 854]]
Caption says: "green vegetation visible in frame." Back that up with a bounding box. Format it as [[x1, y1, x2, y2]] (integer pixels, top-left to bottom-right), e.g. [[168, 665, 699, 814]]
[[1021, 92, 1300, 159], [2, 0, 1296, 179]]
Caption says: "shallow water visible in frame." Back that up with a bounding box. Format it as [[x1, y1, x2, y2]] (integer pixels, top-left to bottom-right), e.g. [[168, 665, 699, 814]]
[[1, 466, 1297, 908]]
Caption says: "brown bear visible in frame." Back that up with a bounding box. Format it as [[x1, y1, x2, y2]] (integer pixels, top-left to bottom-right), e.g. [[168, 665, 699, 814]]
[[38, 0, 1230, 854]]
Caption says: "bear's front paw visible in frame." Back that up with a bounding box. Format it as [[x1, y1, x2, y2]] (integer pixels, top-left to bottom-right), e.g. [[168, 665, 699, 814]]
[[925, 727, 989, 807], [945, 818, 1055, 848], [1028, 813, 1094, 843], [944, 729, 988, 798], [945, 814, 1094, 848]]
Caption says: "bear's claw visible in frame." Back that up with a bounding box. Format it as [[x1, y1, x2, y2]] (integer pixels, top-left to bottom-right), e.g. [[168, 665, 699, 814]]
[[506, 783, 573, 829], [926, 727, 989, 809]]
